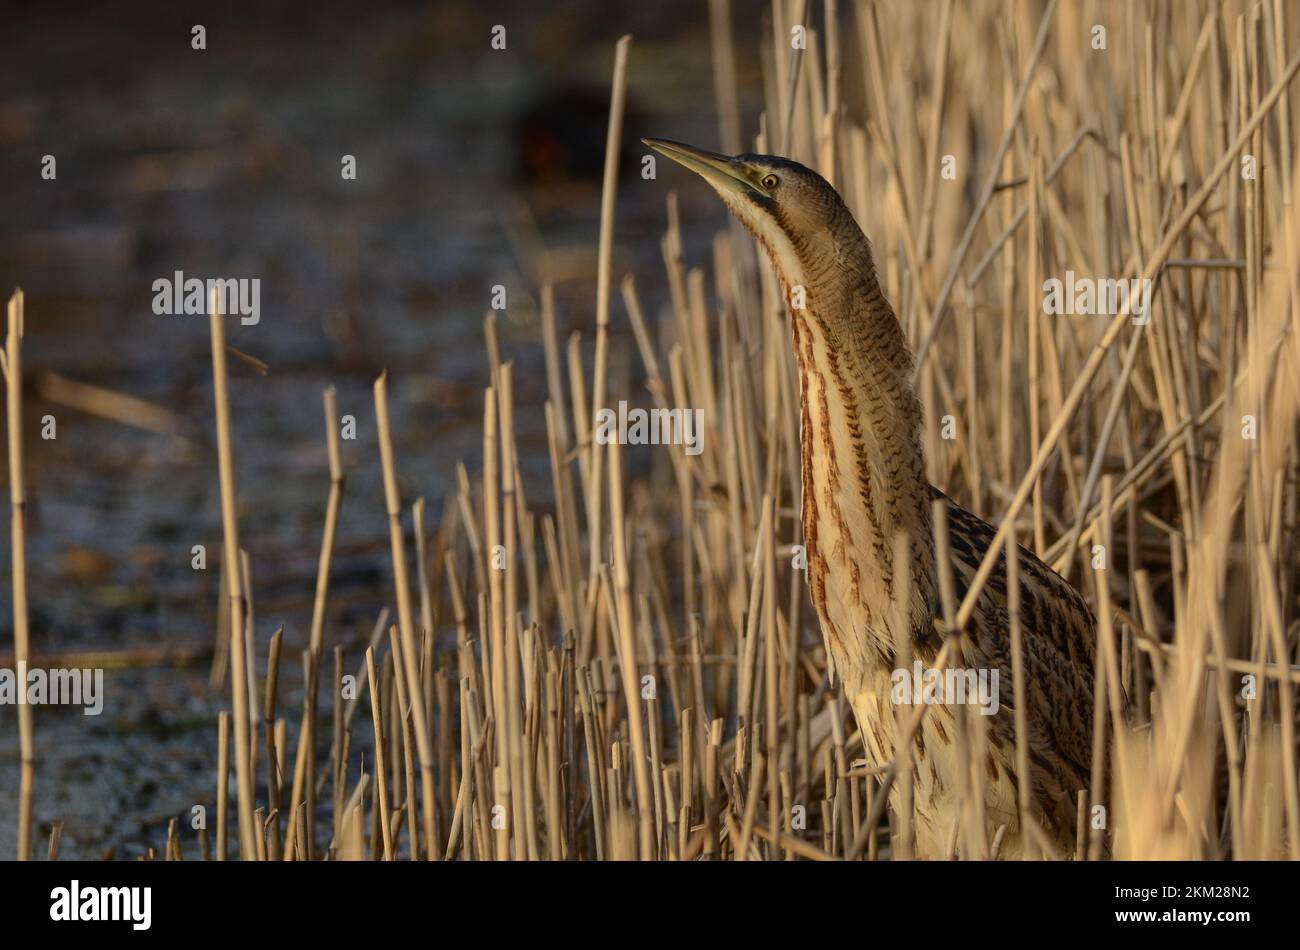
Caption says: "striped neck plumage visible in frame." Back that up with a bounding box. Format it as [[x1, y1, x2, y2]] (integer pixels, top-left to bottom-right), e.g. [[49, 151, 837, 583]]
[[760, 198, 941, 655]]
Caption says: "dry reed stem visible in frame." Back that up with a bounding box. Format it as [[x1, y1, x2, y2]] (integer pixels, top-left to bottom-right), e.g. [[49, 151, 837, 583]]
[[374, 372, 439, 859], [4, 291, 34, 861], [208, 287, 257, 860]]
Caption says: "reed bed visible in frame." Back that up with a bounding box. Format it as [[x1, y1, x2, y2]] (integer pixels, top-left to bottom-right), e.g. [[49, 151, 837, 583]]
[[9, 0, 1300, 860]]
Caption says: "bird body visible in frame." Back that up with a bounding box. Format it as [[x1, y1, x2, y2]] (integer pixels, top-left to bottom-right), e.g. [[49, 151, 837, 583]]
[[646, 138, 1099, 858]]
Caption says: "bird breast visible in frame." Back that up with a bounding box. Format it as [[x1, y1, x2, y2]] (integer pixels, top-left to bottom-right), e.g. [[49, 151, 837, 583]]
[[792, 303, 911, 693]]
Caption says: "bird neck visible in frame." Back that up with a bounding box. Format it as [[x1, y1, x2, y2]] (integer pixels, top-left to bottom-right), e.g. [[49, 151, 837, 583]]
[[772, 212, 939, 658]]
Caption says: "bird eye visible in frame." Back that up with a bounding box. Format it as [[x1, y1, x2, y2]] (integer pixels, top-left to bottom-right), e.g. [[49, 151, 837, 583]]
[[760, 173, 779, 190]]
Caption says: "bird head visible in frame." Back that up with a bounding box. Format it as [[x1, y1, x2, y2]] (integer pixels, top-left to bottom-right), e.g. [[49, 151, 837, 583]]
[[644, 135, 917, 390], [643, 137, 854, 293]]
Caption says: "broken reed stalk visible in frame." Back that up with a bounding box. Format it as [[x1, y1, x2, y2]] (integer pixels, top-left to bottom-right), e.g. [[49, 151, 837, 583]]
[[374, 372, 439, 860], [209, 287, 257, 860], [365, 646, 394, 860], [584, 34, 633, 654], [37, 370, 187, 438], [284, 648, 316, 860], [47, 821, 63, 861], [283, 385, 345, 857], [308, 387, 345, 658], [5, 290, 33, 860], [216, 710, 230, 861], [606, 426, 654, 858], [497, 364, 529, 858], [482, 383, 509, 859]]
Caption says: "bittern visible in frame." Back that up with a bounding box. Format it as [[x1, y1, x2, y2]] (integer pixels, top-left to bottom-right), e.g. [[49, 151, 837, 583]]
[[646, 138, 1099, 859]]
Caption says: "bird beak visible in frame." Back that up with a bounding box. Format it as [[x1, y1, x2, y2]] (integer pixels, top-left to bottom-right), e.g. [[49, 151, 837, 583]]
[[642, 137, 755, 197]]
